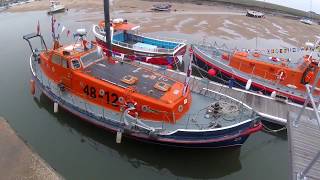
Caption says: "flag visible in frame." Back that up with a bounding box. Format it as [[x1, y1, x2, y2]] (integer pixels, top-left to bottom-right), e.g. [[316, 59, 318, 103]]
[[61, 26, 66, 33], [51, 16, 55, 39], [36, 20, 40, 35], [66, 30, 71, 37], [56, 23, 60, 32], [183, 54, 193, 96], [292, 48, 296, 52]]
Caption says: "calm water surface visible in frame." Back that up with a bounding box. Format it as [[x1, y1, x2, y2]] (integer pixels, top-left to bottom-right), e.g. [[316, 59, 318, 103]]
[[0, 10, 288, 179]]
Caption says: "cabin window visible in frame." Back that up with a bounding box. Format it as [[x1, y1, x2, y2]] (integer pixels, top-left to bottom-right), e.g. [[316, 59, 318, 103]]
[[71, 59, 81, 69], [52, 54, 61, 65], [61, 58, 69, 68], [80, 50, 103, 68]]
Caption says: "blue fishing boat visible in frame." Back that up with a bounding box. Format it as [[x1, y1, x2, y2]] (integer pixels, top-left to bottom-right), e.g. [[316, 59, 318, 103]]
[[93, 19, 187, 67]]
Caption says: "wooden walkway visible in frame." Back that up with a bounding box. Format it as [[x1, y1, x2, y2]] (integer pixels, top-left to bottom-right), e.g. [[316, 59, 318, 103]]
[[136, 61, 316, 125], [288, 112, 320, 180]]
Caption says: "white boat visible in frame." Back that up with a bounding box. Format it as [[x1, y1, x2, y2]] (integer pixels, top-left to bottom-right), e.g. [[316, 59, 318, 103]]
[[300, 18, 313, 25], [246, 10, 264, 18], [47, 0, 65, 14]]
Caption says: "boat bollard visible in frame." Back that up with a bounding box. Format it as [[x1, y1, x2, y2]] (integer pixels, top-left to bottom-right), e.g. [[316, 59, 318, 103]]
[[54, 102, 59, 113], [245, 79, 252, 90], [116, 130, 122, 144]]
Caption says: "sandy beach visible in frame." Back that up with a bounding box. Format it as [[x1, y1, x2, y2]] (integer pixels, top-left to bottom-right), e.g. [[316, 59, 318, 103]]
[[7, 0, 320, 47]]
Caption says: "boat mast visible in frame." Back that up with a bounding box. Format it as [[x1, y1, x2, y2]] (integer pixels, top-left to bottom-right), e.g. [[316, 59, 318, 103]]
[[103, 0, 112, 57]]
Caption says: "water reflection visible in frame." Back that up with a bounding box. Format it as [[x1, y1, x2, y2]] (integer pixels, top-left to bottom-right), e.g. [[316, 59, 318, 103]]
[[35, 93, 242, 179]]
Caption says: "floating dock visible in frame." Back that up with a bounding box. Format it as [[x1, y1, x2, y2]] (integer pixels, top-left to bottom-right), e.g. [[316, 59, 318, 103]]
[[288, 112, 320, 180], [0, 117, 62, 180], [137, 61, 316, 125]]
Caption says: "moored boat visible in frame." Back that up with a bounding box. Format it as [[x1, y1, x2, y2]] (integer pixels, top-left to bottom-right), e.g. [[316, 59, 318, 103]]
[[93, 19, 187, 66], [48, 0, 65, 14], [23, 28, 261, 149], [300, 18, 313, 25], [246, 10, 264, 18], [151, 3, 172, 11], [191, 43, 320, 104]]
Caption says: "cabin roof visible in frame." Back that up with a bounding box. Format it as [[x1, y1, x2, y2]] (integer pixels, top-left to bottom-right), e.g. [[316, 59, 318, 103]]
[[112, 22, 140, 31], [83, 59, 183, 102], [53, 43, 97, 61]]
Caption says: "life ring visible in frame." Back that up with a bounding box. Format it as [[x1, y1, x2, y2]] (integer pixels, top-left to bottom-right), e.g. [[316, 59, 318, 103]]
[[125, 101, 139, 117], [276, 69, 286, 81], [253, 52, 260, 58], [304, 71, 314, 84]]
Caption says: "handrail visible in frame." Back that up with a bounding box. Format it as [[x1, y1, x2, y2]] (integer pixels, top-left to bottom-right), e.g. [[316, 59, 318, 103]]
[[293, 73, 320, 180], [112, 39, 175, 54], [95, 25, 182, 54], [134, 31, 187, 44]]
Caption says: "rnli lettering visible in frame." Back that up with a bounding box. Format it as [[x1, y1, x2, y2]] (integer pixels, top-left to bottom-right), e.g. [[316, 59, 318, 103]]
[[83, 85, 119, 107]]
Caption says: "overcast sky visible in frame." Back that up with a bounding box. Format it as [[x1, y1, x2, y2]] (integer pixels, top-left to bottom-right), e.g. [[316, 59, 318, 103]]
[[258, 0, 320, 14]]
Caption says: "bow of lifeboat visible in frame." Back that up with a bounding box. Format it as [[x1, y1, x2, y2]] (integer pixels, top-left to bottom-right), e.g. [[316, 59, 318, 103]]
[[38, 42, 191, 123]]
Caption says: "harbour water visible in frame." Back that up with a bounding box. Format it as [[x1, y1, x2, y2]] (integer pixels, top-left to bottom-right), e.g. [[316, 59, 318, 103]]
[[0, 10, 290, 179]]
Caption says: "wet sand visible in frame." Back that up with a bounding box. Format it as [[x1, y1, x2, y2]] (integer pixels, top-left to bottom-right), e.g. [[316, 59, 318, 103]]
[[8, 0, 320, 47], [0, 117, 62, 180]]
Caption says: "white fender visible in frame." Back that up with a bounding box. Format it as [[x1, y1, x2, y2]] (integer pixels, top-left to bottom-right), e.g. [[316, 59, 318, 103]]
[[271, 91, 277, 98], [116, 131, 122, 144], [54, 102, 58, 113], [245, 79, 252, 90]]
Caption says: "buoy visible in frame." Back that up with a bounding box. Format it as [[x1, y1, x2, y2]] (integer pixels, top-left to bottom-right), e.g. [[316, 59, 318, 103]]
[[271, 91, 277, 98], [167, 65, 173, 69], [54, 102, 58, 113], [245, 79, 252, 90], [116, 131, 122, 144], [208, 69, 217, 77], [30, 79, 35, 96]]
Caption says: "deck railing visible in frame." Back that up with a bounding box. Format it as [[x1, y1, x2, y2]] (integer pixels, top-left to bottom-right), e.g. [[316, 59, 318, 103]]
[[96, 26, 183, 54], [112, 39, 177, 54]]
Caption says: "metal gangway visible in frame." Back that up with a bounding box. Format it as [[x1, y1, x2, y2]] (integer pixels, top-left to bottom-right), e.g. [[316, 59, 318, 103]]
[[289, 73, 320, 180]]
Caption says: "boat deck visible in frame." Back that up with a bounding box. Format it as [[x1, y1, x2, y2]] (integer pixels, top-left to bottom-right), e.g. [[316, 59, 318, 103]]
[[143, 91, 254, 132], [84, 59, 176, 100]]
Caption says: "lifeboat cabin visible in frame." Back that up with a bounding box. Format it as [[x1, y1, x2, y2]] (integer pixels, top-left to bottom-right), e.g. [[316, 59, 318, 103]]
[[38, 40, 191, 123], [228, 51, 320, 94]]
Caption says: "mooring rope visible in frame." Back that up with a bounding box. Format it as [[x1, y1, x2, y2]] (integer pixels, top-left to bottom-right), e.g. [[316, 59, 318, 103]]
[[261, 122, 287, 133]]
